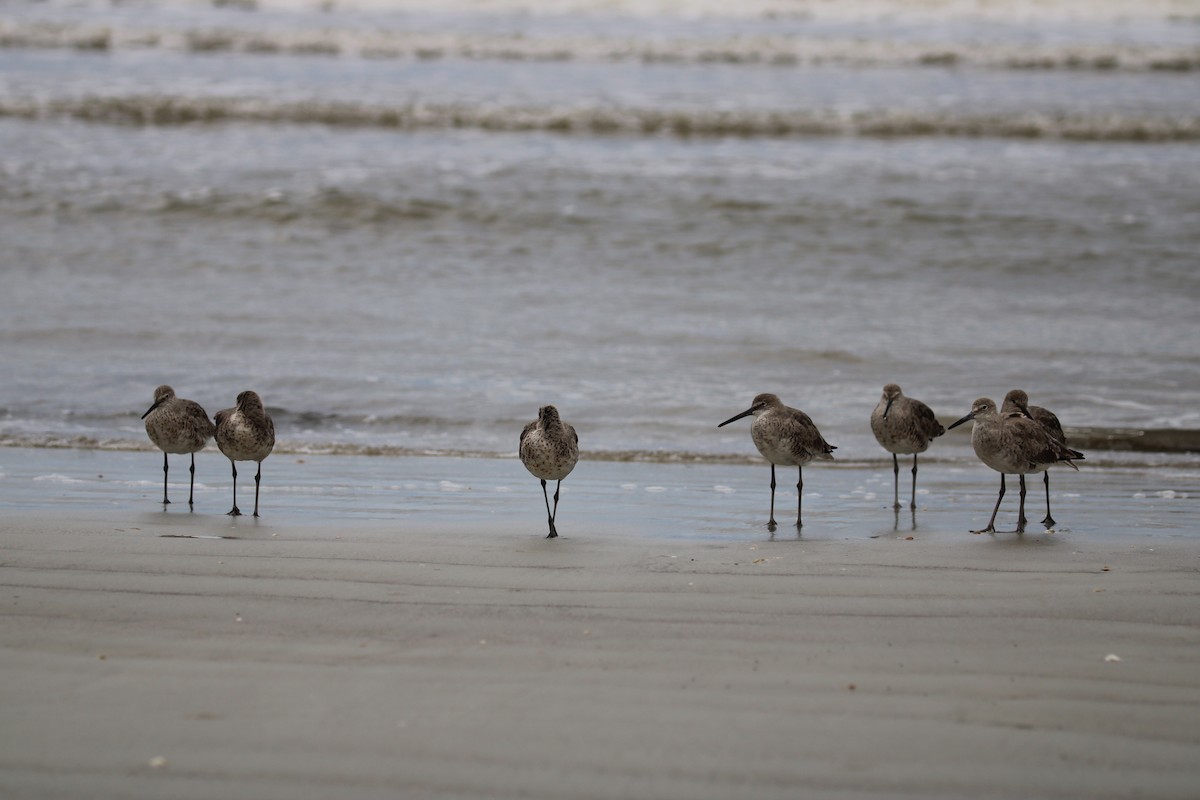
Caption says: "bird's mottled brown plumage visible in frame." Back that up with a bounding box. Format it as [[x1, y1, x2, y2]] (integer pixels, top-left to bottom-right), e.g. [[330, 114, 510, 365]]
[[870, 383, 944, 510], [215, 390, 275, 517], [519, 405, 578, 538], [142, 384, 215, 507], [718, 393, 835, 532], [948, 397, 1084, 534], [1002, 389, 1066, 445]]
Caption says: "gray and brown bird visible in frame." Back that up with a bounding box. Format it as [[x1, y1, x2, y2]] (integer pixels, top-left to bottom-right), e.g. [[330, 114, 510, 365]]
[[870, 383, 944, 510], [141, 384, 215, 508], [519, 405, 579, 538], [1001, 389, 1072, 528], [948, 397, 1083, 534], [214, 390, 276, 517], [719, 393, 836, 532]]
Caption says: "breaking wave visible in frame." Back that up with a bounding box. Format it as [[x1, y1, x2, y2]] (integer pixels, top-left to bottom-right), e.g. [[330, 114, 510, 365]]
[[1, 21, 1197, 72], [3, 95, 1198, 142]]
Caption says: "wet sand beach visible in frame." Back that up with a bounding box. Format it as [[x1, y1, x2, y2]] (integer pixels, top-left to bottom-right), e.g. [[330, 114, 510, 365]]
[[2, 450, 1199, 799]]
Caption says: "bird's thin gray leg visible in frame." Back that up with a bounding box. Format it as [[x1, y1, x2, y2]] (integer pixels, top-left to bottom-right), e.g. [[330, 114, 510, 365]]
[[540, 478, 557, 538], [227, 461, 241, 516], [973, 473, 1005, 534], [252, 462, 263, 518], [910, 454, 919, 510], [767, 464, 778, 531], [188, 453, 196, 509], [161, 452, 171, 505], [1042, 472, 1056, 527], [891, 453, 901, 510], [795, 466, 804, 529], [1017, 474, 1028, 533], [550, 480, 562, 538]]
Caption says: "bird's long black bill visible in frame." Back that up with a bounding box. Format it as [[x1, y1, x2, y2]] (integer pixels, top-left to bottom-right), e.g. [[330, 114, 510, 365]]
[[947, 412, 975, 431], [718, 408, 754, 428], [141, 399, 164, 420], [882, 396, 894, 420]]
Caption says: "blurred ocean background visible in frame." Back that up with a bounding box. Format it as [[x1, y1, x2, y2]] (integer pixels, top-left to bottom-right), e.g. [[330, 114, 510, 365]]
[[2, 0, 1199, 474]]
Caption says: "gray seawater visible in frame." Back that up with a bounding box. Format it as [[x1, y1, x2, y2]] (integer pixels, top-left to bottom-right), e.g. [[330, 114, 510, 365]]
[[2, 0, 1199, 478], [1, 446, 1195, 542]]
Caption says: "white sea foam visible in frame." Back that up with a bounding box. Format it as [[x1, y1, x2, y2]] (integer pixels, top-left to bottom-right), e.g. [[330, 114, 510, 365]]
[[38, 0, 1191, 21], [3, 21, 1195, 71], [32, 473, 90, 484]]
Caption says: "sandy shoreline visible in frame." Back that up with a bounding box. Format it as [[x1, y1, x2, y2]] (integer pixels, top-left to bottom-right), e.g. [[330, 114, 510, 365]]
[[2, 508, 1199, 799]]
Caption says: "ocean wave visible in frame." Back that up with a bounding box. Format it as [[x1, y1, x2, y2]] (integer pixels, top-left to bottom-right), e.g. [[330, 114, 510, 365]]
[[1, 21, 1196, 72], [3, 95, 1198, 142], [4, 186, 463, 224], [1065, 427, 1200, 454], [9, 0, 1197, 21]]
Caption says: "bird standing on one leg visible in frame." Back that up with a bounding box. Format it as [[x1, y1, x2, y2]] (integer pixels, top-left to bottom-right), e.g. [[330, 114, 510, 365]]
[[214, 390, 275, 517], [948, 397, 1083, 534], [1001, 389, 1073, 528], [141, 384, 215, 509], [718, 393, 836, 532], [870, 383, 945, 511], [519, 405, 579, 538]]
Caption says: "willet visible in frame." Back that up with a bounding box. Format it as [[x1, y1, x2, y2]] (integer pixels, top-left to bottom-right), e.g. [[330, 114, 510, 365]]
[[141, 385, 216, 508], [519, 405, 578, 538], [718, 393, 836, 531], [870, 383, 945, 510], [1001, 389, 1072, 527], [214, 390, 276, 517], [948, 397, 1083, 534]]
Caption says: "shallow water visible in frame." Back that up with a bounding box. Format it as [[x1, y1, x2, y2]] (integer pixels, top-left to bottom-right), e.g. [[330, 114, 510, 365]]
[[2, 447, 1194, 544], [1, 0, 1198, 471]]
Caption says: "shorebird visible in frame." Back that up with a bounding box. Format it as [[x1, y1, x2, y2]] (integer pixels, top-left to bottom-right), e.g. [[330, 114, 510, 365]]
[[519, 405, 578, 538], [870, 383, 945, 510], [214, 390, 275, 517], [948, 397, 1083, 534], [141, 385, 216, 508], [718, 393, 836, 531], [1001, 389, 1071, 527]]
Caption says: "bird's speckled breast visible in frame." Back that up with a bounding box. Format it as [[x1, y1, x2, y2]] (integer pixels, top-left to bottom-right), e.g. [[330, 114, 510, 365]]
[[751, 417, 806, 467], [216, 410, 275, 463], [520, 427, 578, 482], [145, 400, 214, 455]]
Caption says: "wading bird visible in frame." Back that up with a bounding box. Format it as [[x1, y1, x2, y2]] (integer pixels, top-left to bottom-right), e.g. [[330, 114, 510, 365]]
[[519, 405, 579, 538], [719, 393, 836, 531]]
